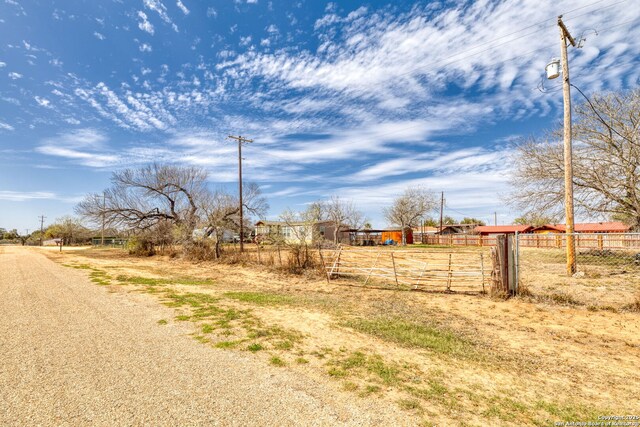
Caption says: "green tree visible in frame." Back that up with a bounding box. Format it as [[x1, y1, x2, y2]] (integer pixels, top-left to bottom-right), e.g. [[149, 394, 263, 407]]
[[460, 217, 486, 226]]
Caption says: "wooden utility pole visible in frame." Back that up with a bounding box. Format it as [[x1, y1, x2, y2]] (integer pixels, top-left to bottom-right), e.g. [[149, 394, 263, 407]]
[[228, 134, 253, 252], [439, 191, 444, 233], [494, 212, 497, 226], [38, 215, 46, 246], [101, 191, 106, 246], [558, 15, 577, 275]]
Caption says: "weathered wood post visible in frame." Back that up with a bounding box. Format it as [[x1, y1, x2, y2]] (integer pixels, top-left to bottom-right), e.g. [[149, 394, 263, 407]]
[[492, 234, 517, 296], [390, 252, 399, 287]]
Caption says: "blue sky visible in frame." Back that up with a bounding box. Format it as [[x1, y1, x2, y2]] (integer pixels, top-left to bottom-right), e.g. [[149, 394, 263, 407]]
[[1, 0, 639, 232]]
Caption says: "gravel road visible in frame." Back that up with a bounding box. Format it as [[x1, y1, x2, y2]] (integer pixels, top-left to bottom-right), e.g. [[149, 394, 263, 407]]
[[0, 246, 413, 426]]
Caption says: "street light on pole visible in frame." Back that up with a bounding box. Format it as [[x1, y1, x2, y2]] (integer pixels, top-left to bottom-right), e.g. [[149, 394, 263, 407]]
[[546, 15, 577, 276]]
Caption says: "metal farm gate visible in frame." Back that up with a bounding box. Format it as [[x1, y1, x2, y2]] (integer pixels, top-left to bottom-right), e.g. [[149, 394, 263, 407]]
[[321, 247, 491, 293]]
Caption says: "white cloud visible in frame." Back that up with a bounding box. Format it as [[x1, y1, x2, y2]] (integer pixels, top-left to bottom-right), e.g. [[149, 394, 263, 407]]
[[36, 128, 120, 167], [8, 72, 22, 79], [137, 11, 154, 35], [139, 43, 153, 52], [0, 121, 14, 131], [239, 35, 252, 47], [93, 31, 105, 40], [0, 62, 6, 67], [206, 7, 217, 18], [34, 96, 52, 108], [176, 0, 189, 15], [0, 191, 57, 202], [143, 0, 179, 32]]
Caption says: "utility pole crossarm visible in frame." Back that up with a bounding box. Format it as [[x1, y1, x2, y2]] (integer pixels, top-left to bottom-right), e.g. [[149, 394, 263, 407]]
[[558, 16, 576, 47]]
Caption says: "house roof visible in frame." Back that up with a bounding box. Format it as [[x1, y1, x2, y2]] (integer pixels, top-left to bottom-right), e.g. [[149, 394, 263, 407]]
[[532, 222, 631, 233], [255, 220, 337, 227], [474, 225, 534, 234]]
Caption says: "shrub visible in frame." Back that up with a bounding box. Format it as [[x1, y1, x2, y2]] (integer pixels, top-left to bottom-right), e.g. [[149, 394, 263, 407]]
[[127, 236, 155, 256]]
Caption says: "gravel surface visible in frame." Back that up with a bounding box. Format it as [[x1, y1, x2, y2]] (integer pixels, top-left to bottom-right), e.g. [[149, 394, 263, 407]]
[[0, 246, 414, 426]]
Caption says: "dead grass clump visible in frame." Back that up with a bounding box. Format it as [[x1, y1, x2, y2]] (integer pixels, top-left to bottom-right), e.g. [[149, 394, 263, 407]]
[[622, 293, 640, 312], [183, 241, 217, 261]]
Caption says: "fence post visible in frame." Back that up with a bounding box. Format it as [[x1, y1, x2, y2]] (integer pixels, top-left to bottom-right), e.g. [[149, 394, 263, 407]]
[[390, 252, 399, 287], [446, 253, 453, 292], [317, 246, 330, 284], [480, 253, 485, 293], [492, 234, 516, 296], [514, 232, 519, 294]]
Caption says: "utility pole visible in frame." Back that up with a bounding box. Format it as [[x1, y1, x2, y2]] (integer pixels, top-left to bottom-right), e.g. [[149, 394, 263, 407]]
[[439, 191, 444, 234], [228, 134, 253, 252], [101, 191, 106, 246], [38, 215, 46, 246], [494, 212, 497, 226], [558, 15, 577, 275]]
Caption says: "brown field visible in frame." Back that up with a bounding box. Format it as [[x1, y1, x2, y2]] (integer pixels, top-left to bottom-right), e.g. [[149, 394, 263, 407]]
[[519, 247, 640, 309], [41, 245, 640, 426]]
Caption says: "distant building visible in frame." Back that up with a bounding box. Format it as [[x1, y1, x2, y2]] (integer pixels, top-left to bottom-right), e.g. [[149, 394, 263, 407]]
[[474, 225, 534, 236], [381, 228, 413, 245], [437, 224, 479, 235], [254, 220, 349, 244], [531, 222, 631, 234]]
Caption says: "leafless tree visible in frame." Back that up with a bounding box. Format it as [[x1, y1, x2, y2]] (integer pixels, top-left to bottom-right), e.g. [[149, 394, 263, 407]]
[[200, 183, 268, 258], [323, 196, 366, 244], [76, 164, 208, 245], [383, 186, 438, 245], [510, 89, 640, 229], [279, 203, 323, 269]]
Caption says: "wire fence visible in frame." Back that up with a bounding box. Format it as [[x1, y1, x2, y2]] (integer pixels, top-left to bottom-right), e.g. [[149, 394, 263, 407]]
[[516, 233, 640, 308]]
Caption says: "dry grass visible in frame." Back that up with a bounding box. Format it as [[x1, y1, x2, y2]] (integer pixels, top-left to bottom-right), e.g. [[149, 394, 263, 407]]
[[46, 246, 640, 426]]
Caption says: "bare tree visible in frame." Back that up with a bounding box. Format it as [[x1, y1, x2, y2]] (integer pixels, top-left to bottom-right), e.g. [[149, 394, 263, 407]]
[[383, 187, 437, 245], [76, 164, 208, 246], [323, 196, 366, 244], [279, 203, 323, 269], [200, 183, 268, 258], [510, 89, 640, 228]]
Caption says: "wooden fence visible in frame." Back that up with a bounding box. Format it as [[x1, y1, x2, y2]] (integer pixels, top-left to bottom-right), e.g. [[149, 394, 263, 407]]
[[421, 234, 498, 247], [419, 233, 640, 250], [320, 247, 491, 292]]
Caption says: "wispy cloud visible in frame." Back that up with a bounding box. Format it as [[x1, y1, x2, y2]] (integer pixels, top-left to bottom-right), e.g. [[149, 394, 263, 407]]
[[137, 11, 154, 35], [0, 191, 57, 202], [176, 0, 189, 15], [143, 0, 179, 32], [0, 121, 15, 131]]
